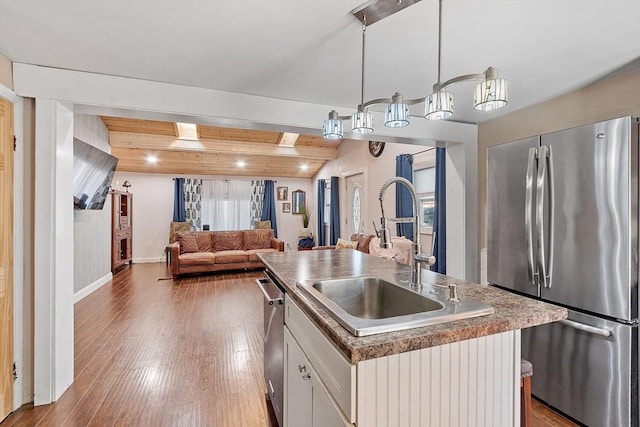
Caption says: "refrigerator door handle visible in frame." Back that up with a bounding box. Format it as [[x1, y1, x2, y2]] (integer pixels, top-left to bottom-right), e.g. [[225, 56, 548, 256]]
[[525, 147, 538, 286], [559, 319, 613, 338], [536, 145, 551, 288], [546, 146, 554, 287]]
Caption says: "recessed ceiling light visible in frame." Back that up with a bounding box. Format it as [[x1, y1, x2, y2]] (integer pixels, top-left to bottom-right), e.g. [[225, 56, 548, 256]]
[[146, 155, 158, 164], [300, 164, 309, 171], [236, 160, 246, 168]]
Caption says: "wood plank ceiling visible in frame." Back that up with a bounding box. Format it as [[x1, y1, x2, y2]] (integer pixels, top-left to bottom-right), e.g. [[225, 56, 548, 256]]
[[102, 116, 344, 178]]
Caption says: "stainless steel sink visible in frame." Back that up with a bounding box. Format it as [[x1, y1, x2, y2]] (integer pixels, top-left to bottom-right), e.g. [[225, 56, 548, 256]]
[[297, 277, 494, 337]]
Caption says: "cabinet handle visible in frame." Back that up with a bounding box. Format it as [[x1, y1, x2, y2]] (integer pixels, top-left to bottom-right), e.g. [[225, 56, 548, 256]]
[[298, 364, 306, 373], [302, 373, 311, 380]]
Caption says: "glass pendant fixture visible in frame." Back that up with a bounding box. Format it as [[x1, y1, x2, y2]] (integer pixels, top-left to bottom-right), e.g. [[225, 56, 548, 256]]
[[352, 110, 374, 134], [474, 77, 508, 111], [384, 93, 410, 128], [322, 110, 343, 139], [320, 0, 510, 136], [424, 91, 454, 120]]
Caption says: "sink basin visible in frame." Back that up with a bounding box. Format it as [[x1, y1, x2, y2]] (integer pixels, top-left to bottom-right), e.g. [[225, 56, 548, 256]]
[[297, 277, 494, 337], [310, 277, 444, 319]]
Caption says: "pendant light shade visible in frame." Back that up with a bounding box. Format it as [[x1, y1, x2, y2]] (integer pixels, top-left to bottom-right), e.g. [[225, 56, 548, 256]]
[[351, 110, 374, 134], [322, 110, 344, 139], [474, 77, 508, 111], [424, 91, 454, 120], [384, 93, 410, 128]]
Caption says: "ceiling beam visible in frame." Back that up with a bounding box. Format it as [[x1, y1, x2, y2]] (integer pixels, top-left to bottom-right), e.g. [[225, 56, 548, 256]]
[[109, 131, 339, 160], [111, 147, 323, 178]]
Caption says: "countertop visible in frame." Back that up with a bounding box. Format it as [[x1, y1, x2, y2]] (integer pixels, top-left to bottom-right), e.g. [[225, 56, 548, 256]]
[[258, 250, 567, 363]]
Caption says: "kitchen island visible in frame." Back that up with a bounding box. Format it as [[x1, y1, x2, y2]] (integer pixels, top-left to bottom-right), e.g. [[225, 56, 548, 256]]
[[259, 249, 566, 427]]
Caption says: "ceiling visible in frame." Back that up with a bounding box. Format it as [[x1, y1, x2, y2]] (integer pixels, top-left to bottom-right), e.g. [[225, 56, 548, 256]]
[[1, 1, 639, 176], [102, 116, 342, 177]]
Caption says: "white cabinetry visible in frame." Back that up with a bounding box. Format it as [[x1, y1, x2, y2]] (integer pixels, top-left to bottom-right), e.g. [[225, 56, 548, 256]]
[[284, 329, 352, 427], [284, 296, 521, 427]]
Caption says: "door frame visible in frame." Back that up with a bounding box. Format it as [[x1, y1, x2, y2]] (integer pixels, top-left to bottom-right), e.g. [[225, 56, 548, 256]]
[[0, 83, 27, 412]]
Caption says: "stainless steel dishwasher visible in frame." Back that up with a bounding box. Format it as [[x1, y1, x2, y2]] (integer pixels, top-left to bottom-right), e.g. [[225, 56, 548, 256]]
[[256, 272, 284, 427]]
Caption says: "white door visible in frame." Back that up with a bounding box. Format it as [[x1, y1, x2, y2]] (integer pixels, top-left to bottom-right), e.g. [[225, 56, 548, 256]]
[[345, 173, 365, 236]]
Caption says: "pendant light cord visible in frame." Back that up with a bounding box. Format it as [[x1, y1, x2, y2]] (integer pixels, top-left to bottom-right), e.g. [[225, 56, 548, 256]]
[[360, 18, 367, 109], [436, 0, 442, 88]]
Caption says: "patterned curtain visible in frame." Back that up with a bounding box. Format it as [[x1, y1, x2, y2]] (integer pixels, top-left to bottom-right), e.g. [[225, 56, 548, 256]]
[[251, 180, 265, 227], [184, 178, 202, 230]]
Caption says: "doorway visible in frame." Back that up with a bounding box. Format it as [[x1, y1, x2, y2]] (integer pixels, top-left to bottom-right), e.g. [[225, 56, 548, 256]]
[[0, 97, 14, 420]]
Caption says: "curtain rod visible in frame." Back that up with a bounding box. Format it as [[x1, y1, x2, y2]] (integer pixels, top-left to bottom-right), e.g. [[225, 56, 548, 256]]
[[412, 147, 436, 156]]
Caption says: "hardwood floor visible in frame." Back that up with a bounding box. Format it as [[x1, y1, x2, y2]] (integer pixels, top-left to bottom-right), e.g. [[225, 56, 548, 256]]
[[1, 263, 577, 426]]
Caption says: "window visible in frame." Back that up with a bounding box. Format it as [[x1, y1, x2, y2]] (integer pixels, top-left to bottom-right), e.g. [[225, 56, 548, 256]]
[[420, 195, 435, 228], [415, 167, 436, 230], [201, 180, 252, 231]]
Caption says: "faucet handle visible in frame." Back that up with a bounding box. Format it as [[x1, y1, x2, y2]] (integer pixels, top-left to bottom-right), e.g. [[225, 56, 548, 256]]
[[414, 253, 436, 266]]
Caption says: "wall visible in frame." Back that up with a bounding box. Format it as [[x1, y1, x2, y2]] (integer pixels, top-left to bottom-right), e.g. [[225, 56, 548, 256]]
[[314, 138, 477, 281], [112, 171, 313, 261], [0, 53, 12, 90], [73, 114, 112, 295], [477, 69, 640, 276], [313, 139, 436, 249]]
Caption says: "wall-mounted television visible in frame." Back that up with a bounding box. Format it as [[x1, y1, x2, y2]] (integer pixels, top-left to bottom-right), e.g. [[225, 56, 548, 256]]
[[73, 137, 119, 210]]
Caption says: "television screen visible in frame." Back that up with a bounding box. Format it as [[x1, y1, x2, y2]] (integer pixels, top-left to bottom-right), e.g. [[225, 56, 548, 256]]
[[73, 138, 119, 210]]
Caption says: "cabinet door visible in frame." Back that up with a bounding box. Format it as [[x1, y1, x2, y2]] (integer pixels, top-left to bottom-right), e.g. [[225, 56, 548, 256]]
[[311, 376, 352, 427], [285, 330, 312, 427]]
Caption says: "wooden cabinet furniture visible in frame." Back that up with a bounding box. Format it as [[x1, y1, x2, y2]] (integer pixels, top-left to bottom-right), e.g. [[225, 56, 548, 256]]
[[111, 190, 132, 272]]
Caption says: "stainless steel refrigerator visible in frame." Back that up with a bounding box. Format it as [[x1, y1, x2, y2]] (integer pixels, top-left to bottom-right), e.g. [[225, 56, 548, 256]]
[[487, 116, 639, 427]]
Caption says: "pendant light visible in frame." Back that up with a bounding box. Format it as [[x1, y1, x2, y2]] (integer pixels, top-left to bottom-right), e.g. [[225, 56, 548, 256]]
[[351, 19, 374, 134], [321, 0, 509, 138], [424, 0, 454, 120]]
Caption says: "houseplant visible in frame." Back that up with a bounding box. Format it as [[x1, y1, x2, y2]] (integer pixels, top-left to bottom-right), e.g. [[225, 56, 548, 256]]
[[299, 202, 312, 237]]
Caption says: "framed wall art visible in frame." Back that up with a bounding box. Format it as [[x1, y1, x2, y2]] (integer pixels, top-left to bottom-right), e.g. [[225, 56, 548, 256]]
[[277, 186, 288, 201]]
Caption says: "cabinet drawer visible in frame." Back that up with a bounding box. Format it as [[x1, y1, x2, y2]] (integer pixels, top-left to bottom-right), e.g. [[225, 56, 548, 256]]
[[285, 296, 355, 422]]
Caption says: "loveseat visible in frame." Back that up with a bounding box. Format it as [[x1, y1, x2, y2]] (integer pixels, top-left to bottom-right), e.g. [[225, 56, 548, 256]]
[[169, 229, 284, 279]]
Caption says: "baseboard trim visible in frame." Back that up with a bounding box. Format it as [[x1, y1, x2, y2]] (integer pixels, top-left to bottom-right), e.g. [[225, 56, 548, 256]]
[[74, 272, 113, 304], [133, 257, 163, 264]]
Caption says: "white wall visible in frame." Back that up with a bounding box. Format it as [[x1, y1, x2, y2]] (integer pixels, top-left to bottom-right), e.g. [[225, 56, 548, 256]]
[[314, 139, 477, 281], [112, 171, 313, 261], [314, 139, 436, 240], [73, 114, 112, 294], [33, 99, 74, 404]]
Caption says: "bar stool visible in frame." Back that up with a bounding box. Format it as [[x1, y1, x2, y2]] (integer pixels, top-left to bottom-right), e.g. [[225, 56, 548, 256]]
[[521, 358, 533, 427]]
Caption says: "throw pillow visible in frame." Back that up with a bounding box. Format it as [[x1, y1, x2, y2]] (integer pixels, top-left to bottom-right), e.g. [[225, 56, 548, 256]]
[[177, 232, 198, 254], [335, 237, 358, 250]]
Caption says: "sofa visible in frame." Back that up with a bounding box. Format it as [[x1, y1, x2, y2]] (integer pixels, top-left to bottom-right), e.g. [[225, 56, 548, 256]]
[[169, 229, 284, 279], [313, 233, 375, 254]]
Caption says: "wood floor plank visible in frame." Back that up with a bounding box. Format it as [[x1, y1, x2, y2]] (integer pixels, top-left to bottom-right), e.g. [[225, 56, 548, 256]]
[[1, 263, 576, 426]]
